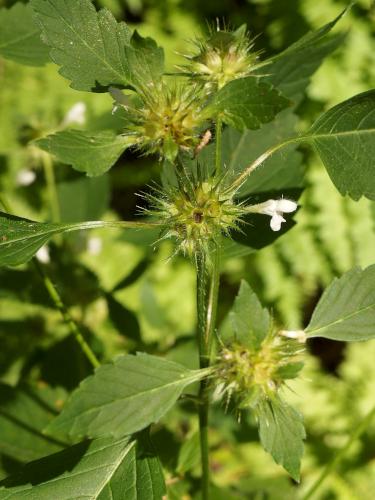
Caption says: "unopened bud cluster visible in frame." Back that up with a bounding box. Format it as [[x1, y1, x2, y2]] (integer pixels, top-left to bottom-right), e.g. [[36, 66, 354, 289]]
[[182, 26, 261, 91], [145, 178, 244, 256], [214, 332, 305, 410], [111, 84, 205, 161]]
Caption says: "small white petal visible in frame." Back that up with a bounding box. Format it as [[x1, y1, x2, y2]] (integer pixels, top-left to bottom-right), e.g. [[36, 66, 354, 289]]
[[63, 102, 86, 126], [16, 169, 36, 186], [270, 213, 285, 231], [276, 198, 297, 213], [258, 199, 278, 216], [36, 245, 50, 264]]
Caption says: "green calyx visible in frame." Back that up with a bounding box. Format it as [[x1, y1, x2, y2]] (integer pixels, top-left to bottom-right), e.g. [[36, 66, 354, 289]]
[[214, 332, 305, 410], [145, 176, 244, 256], [113, 83, 206, 161], [183, 25, 260, 91]]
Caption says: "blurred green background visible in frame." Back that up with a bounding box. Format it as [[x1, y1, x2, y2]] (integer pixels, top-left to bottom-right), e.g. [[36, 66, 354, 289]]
[[0, 0, 375, 498]]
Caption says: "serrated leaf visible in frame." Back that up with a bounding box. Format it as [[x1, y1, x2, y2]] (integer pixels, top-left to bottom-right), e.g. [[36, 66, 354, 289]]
[[258, 7, 348, 99], [256, 397, 305, 481], [0, 211, 149, 267], [36, 130, 132, 176], [135, 434, 166, 500], [124, 30, 165, 93], [0, 436, 165, 499], [0, 3, 50, 66], [204, 77, 290, 131], [46, 353, 209, 440], [305, 90, 375, 200], [227, 280, 270, 349], [31, 0, 164, 92], [306, 265, 375, 341]]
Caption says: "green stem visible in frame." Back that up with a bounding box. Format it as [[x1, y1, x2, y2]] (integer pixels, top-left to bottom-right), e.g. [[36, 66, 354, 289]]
[[302, 405, 375, 500], [215, 118, 222, 176], [41, 152, 61, 223], [34, 259, 100, 369], [196, 243, 221, 500]]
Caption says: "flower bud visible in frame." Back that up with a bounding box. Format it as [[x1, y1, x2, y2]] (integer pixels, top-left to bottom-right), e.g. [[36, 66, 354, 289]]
[[111, 83, 205, 161], [182, 25, 261, 91], [213, 331, 304, 410], [144, 175, 244, 257]]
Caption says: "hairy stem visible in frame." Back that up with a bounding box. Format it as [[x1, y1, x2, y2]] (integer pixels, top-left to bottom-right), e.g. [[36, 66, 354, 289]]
[[41, 152, 61, 223], [34, 259, 100, 369], [196, 243, 221, 500], [224, 136, 302, 195], [302, 405, 375, 500], [215, 118, 222, 176]]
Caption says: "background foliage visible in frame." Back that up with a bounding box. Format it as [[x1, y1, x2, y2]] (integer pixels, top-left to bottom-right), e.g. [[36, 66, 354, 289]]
[[0, 0, 375, 498]]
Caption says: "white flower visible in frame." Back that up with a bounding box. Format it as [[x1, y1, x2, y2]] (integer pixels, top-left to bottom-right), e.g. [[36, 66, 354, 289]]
[[16, 169, 36, 186], [62, 102, 86, 126], [36, 245, 50, 264], [257, 198, 297, 231]]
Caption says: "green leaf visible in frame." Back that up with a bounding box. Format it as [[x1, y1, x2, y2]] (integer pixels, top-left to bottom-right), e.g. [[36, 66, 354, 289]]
[[0, 3, 50, 66], [124, 30, 165, 93], [222, 110, 305, 196], [0, 436, 165, 499], [36, 130, 132, 176], [0, 384, 67, 470], [227, 280, 270, 349], [258, 7, 348, 99], [31, 0, 164, 92], [306, 90, 375, 201], [135, 434, 166, 500], [176, 431, 200, 475], [0, 211, 147, 267], [256, 397, 305, 481], [204, 77, 290, 131], [306, 265, 375, 341], [57, 175, 110, 222], [46, 353, 209, 440]]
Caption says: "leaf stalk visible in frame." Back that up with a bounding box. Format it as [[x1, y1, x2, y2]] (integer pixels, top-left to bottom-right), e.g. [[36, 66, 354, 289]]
[[34, 259, 101, 370]]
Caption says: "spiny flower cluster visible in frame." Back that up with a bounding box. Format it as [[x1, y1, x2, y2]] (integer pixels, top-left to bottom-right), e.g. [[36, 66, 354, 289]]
[[111, 84, 206, 161], [181, 24, 261, 91], [214, 331, 305, 410], [144, 174, 244, 256]]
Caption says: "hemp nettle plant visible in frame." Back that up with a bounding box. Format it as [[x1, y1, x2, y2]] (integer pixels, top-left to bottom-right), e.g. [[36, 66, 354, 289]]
[[0, 0, 375, 498]]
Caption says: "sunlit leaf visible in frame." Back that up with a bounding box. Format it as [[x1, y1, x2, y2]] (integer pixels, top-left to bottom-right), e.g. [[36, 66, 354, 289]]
[[31, 0, 164, 92], [256, 397, 305, 481], [258, 7, 348, 99], [226, 280, 270, 349], [306, 90, 375, 200], [306, 265, 375, 341], [0, 3, 50, 66], [0, 212, 153, 267], [204, 77, 290, 130], [46, 353, 210, 439], [36, 130, 132, 176]]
